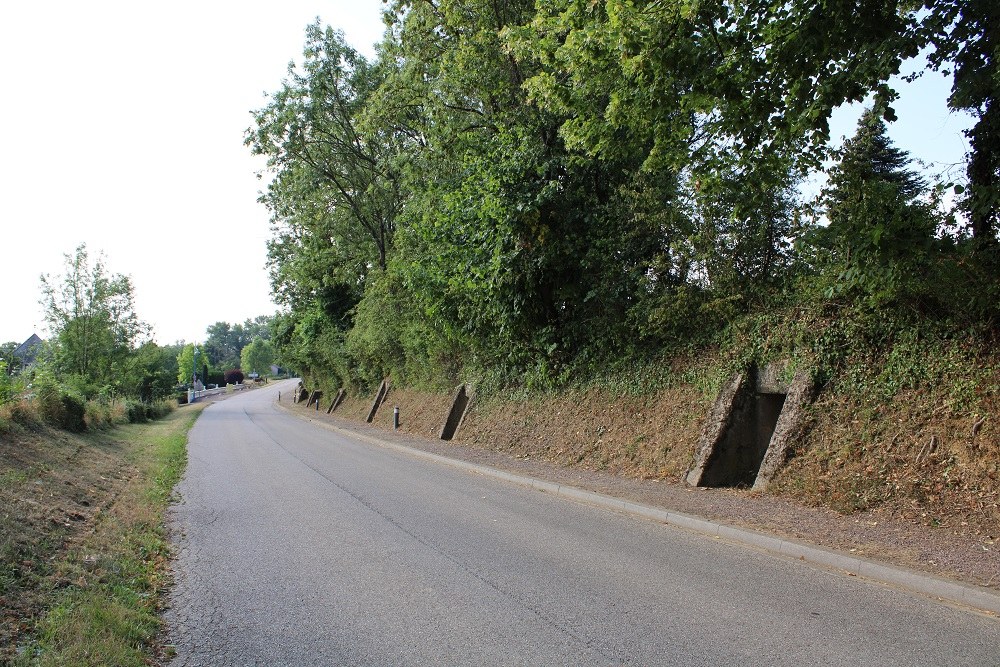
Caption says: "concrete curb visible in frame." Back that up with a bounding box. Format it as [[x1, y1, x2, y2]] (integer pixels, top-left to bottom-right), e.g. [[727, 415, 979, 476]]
[[285, 402, 1000, 617]]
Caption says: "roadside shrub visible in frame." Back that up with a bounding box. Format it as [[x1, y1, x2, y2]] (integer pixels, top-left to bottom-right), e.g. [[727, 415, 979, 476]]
[[84, 400, 112, 430], [148, 399, 175, 419], [5, 399, 40, 429], [82, 399, 128, 431], [0, 361, 24, 405], [224, 369, 244, 385], [0, 398, 35, 434], [59, 394, 87, 432], [125, 400, 146, 423], [25, 371, 86, 432], [32, 369, 64, 427], [123, 399, 174, 422], [108, 400, 128, 425]]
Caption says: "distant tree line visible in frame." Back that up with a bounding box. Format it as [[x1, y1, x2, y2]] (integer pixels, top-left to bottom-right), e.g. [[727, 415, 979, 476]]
[[186, 316, 276, 387], [0, 244, 277, 432], [249, 1, 998, 392]]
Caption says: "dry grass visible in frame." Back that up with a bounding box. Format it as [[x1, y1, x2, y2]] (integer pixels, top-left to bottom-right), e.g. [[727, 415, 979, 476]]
[[772, 390, 1000, 537], [322, 367, 997, 546], [1, 405, 202, 665], [457, 387, 709, 479], [327, 384, 710, 481]]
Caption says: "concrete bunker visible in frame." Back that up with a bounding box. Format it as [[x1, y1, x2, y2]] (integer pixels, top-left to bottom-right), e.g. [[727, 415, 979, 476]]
[[327, 388, 346, 414], [306, 390, 323, 409], [439, 384, 474, 441], [686, 364, 814, 490], [366, 378, 390, 423]]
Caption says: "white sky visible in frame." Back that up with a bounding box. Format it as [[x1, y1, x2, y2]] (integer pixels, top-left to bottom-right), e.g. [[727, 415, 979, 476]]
[[0, 2, 974, 346], [0, 1, 385, 345]]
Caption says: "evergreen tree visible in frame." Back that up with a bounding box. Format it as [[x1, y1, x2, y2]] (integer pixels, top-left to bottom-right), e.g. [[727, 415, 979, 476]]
[[816, 109, 938, 306], [826, 109, 926, 227]]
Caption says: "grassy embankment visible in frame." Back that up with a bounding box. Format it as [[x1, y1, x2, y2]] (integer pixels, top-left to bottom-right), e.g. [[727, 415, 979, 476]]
[[1, 404, 203, 666], [309, 310, 999, 541]]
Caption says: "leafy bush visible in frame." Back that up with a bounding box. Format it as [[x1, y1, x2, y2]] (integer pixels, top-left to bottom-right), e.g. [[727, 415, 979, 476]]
[[0, 398, 39, 433], [0, 361, 25, 405], [347, 267, 465, 392], [125, 400, 147, 423], [31, 369, 63, 425], [224, 369, 244, 385], [59, 393, 87, 432], [123, 399, 175, 423], [149, 399, 175, 419], [84, 400, 111, 430], [80, 399, 128, 431]]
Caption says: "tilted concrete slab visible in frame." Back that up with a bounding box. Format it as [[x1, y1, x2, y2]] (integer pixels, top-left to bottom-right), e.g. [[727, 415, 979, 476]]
[[440, 383, 473, 440], [327, 388, 346, 414], [366, 378, 389, 423], [753, 370, 815, 492]]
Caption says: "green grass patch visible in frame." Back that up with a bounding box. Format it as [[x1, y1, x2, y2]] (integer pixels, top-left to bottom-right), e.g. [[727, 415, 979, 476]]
[[12, 406, 203, 666]]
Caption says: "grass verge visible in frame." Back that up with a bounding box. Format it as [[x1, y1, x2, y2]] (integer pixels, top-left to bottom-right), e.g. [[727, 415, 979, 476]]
[[6, 405, 204, 666]]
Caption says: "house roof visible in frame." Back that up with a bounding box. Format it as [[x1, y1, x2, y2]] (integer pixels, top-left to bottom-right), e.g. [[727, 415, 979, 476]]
[[13, 334, 43, 362]]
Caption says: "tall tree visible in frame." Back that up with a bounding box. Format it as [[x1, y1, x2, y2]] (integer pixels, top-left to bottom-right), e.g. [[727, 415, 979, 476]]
[[511, 0, 801, 301], [204, 316, 274, 369], [826, 109, 926, 224], [240, 338, 275, 376], [176, 343, 208, 386], [39, 245, 148, 396], [203, 321, 243, 369], [374, 0, 691, 372], [248, 23, 404, 276], [924, 0, 999, 247], [815, 109, 939, 305]]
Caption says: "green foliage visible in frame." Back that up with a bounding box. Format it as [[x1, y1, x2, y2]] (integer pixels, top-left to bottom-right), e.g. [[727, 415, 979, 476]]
[[346, 267, 463, 391], [923, 0, 999, 245], [175, 344, 208, 386], [248, 23, 401, 289], [255, 4, 999, 399], [794, 109, 973, 316], [203, 317, 272, 370], [125, 342, 180, 402], [240, 338, 275, 376], [0, 361, 25, 405], [39, 245, 150, 398], [0, 342, 24, 378]]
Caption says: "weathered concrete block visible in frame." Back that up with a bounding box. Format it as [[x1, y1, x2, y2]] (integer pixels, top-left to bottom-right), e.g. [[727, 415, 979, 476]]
[[366, 378, 389, 423], [757, 360, 792, 394], [685, 372, 751, 486], [752, 370, 815, 492], [327, 388, 346, 414], [440, 384, 474, 440], [296, 386, 309, 404], [306, 390, 322, 408]]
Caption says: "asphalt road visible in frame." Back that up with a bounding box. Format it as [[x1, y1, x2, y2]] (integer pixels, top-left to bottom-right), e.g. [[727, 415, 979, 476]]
[[165, 380, 1000, 666]]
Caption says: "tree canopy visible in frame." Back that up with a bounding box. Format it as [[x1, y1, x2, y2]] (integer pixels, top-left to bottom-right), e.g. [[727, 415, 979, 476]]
[[39, 244, 150, 397], [252, 2, 999, 393], [241, 338, 275, 376]]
